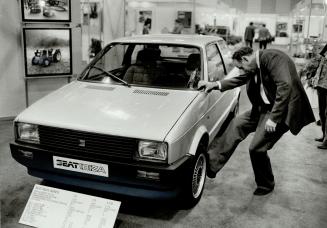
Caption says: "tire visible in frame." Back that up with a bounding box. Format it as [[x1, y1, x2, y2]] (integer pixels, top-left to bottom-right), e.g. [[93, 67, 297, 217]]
[[43, 59, 50, 66], [31, 57, 38, 65], [181, 146, 207, 208], [49, 0, 56, 6], [53, 52, 61, 62]]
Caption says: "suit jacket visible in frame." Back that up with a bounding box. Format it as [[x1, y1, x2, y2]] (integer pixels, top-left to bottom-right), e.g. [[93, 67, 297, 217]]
[[258, 27, 271, 40], [220, 49, 315, 135], [244, 25, 255, 41]]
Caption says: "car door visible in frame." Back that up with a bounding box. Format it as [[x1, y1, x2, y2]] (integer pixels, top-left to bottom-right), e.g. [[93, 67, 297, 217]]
[[205, 42, 238, 140], [204, 42, 226, 136]]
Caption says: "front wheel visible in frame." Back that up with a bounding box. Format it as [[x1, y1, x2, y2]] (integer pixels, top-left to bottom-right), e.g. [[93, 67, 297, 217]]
[[181, 150, 207, 208], [31, 56, 38, 65]]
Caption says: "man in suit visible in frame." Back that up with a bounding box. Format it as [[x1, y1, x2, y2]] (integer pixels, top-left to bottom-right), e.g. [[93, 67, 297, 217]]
[[198, 47, 315, 195], [244, 22, 255, 48], [258, 24, 271, 49]]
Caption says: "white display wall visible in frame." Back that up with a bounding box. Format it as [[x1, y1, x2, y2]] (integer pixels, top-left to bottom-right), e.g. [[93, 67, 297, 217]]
[[0, 0, 82, 118], [0, 1, 25, 119]]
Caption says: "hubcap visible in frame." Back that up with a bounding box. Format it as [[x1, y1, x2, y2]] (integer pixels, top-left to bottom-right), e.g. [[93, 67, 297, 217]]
[[192, 153, 206, 199]]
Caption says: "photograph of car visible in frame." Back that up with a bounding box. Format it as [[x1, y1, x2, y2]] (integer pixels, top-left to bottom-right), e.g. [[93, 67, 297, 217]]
[[11, 35, 240, 207], [23, 28, 72, 77], [22, 0, 71, 22]]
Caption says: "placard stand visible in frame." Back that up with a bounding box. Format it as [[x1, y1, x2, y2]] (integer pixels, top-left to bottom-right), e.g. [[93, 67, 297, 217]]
[[19, 184, 121, 228]]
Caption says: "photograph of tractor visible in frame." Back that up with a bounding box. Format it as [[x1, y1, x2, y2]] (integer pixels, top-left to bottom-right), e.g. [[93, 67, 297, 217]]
[[31, 49, 61, 67]]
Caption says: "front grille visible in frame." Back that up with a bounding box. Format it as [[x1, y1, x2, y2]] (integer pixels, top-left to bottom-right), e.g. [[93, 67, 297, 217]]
[[38, 125, 138, 162]]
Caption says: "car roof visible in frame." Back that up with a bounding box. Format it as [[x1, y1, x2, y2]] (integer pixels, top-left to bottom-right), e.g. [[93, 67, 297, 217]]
[[110, 34, 224, 47]]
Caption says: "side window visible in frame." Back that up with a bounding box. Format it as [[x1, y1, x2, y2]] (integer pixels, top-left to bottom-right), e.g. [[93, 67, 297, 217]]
[[206, 43, 225, 82], [218, 40, 233, 73], [218, 40, 229, 55], [131, 45, 144, 64]]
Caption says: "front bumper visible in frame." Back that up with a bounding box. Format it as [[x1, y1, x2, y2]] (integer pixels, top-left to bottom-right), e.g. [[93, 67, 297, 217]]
[[10, 142, 192, 200]]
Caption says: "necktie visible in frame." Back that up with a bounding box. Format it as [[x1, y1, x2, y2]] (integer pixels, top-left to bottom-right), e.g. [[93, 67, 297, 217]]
[[255, 51, 270, 105]]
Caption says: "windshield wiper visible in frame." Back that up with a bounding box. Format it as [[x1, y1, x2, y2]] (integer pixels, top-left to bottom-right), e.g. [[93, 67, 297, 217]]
[[86, 65, 131, 87]]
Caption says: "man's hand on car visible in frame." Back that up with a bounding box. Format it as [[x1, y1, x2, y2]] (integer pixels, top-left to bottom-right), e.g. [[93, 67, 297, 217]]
[[197, 81, 219, 93]]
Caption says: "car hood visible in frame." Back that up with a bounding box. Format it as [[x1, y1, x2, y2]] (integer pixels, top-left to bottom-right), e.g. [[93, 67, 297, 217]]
[[16, 81, 199, 141]]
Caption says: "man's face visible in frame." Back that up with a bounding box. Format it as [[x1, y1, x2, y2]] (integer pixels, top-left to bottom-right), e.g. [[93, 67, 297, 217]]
[[233, 56, 257, 73]]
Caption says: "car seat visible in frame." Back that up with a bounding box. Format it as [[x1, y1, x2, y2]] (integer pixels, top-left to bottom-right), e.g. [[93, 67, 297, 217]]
[[185, 53, 201, 72], [185, 53, 201, 88], [123, 49, 161, 85]]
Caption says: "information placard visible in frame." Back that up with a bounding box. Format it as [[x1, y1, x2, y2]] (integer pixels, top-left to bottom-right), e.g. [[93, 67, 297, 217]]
[[19, 184, 121, 228]]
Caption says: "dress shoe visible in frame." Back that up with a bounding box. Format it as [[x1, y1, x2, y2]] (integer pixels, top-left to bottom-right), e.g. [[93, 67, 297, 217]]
[[317, 143, 327, 149], [206, 169, 217, 179], [315, 137, 324, 142], [253, 187, 274, 196]]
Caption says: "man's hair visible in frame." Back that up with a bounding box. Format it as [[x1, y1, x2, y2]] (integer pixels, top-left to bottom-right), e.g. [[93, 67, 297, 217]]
[[263, 24, 266, 27], [232, 47, 254, 61], [249, 22, 253, 26]]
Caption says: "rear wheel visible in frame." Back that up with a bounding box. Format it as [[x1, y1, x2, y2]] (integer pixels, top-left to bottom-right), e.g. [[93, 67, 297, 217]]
[[53, 51, 61, 62], [181, 147, 207, 208], [43, 59, 50, 66]]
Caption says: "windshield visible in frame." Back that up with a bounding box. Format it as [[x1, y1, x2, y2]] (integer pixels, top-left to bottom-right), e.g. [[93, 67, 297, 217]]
[[79, 43, 202, 90]]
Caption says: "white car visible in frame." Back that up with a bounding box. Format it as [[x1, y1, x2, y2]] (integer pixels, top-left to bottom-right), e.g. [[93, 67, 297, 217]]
[[11, 34, 240, 207]]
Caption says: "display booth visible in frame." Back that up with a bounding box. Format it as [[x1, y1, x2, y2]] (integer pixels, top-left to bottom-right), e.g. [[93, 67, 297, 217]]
[[290, 0, 327, 57], [20, 0, 82, 106], [290, 0, 327, 109]]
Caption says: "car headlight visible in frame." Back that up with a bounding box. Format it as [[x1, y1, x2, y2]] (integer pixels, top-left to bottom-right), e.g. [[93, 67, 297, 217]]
[[16, 123, 40, 144], [136, 141, 168, 162]]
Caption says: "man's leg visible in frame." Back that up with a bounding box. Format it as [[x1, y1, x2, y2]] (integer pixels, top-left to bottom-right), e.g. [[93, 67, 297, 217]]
[[323, 88, 327, 142], [249, 40, 253, 48], [317, 87, 326, 141], [259, 41, 263, 49], [249, 112, 289, 193], [207, 110, 258, 175], [317, 87, 327, 148]]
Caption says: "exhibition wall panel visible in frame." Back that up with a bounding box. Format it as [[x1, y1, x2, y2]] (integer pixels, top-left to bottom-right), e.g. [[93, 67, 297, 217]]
[[276, 0, 291, 15], [261, 0, 276, 14], [247, 0, 261, 13], [0, 1, 25, 118], [0, 0, 81, 118], [103, 0, 125, 45]]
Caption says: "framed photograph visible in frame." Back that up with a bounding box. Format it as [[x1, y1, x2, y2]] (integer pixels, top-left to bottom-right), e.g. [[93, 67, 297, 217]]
[[139, 10, 152, 34], [177, 11, 192, 28], [21, 0, 71, 22], [293, 24, 303, 33], [276, 22, 288, 37], [23, 28, 72, 77]]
